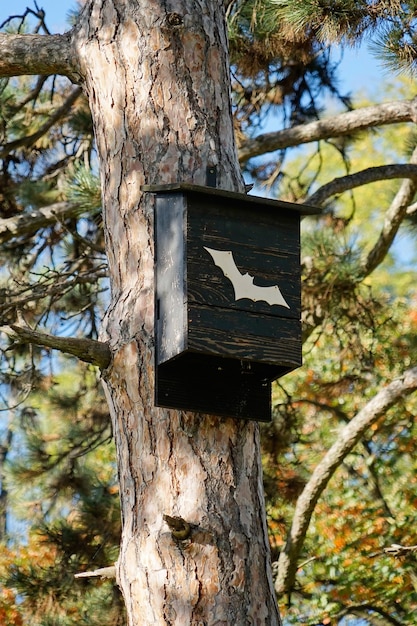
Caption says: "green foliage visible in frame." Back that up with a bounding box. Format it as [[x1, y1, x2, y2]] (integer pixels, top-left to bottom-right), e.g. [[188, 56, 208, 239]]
[[65, 165, 101, 213], [228, 0, 352, 136], [369, 3, 417, 76], [270, 0, 375, 43], [234, 8, 417, 618], [260, 59, 417, 626], [263, 0, 417, 97], [1, 363, 123, 625]]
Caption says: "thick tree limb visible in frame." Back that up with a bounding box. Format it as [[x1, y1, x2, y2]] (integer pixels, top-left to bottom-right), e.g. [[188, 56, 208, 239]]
[[275, 365, 417, 596], [361, 145, 417, 276], [5, 324, 111, 370], [0, 201, 85, 244], [0, 32, 79, 80], [305, 164, 417, 206], [238, 99, 417, 163], [0, 86, 83, 158]]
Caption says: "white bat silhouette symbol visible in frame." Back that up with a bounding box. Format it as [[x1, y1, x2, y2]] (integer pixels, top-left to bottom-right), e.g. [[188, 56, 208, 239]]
[[204, 246, 290, 308]]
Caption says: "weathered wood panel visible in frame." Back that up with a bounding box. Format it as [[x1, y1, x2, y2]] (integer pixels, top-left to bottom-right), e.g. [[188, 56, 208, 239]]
[[155, 193, 187, 364], [188, 305, 301, 367]]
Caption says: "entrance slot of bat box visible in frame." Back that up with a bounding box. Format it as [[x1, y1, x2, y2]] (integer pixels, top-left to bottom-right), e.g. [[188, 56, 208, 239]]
[[155, 353, 290, 422]]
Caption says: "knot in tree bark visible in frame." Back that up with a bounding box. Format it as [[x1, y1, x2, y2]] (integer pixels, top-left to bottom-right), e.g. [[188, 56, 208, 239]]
[[165, 12, 183, 27]]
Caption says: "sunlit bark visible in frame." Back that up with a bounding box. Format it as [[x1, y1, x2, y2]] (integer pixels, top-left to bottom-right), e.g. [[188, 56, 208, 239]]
[[238, 99, 417, 162], [0, 32, 78, 79]]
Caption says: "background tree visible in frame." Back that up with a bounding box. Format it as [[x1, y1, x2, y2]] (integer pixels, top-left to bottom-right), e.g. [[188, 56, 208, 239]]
[[1, 1, 417, 625]]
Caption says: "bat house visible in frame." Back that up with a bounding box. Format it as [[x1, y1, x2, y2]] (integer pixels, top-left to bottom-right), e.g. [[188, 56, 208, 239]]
[[144, 183, 317, 422]]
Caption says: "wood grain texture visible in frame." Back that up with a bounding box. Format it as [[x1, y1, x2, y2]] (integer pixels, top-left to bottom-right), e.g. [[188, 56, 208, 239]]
[[155, 194, 187, 364], [187, 305, 301, 365], [188, 194, 301, 318]]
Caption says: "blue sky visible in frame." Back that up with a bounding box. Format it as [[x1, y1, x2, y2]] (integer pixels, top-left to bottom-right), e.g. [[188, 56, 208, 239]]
[[0, 0, 73, 32]]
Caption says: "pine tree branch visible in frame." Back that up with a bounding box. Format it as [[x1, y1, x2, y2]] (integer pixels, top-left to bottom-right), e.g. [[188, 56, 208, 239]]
[[0, 32, 79, 80], [274, 365, 417, 597], [0, 201, 85, 244], [361, 145, 417, 277], [305, 164, 417, 206], [1, 264, 107, 325], [238, 99, 417, 162], [0, 86, 83, 159], [5, 324, 111, 370]]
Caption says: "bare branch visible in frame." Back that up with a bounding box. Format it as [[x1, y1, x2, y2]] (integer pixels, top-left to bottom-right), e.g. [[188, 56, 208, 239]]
[[305, 164, 417, 206], [74, 565, 116, 579], [338, 604, 403, 626], [300, 155, 417, 342], [238, 99, 417, 163], [0, 264, 107, 324], [0, 201, 86, 244], [14, 75, 49, 110], [0, 32, 79, 80], [275, 365, 417, 596], [361, 145, 417, 276], [369, 543, 417, 558], [4, 324, 111, 370], [0, 86, 83, 159], [407, 201, 417, 216]]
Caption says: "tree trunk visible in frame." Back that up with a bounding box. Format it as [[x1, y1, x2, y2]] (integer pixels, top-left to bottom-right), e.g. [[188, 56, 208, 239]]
[[72, 1, 280, 624]]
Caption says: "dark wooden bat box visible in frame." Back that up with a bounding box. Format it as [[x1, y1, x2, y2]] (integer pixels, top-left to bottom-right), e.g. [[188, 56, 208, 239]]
[[145, 183, 317, 421]]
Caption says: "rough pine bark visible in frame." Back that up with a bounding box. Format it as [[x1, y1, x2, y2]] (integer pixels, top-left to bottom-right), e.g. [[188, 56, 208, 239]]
[[71, 1, 281, 624]]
